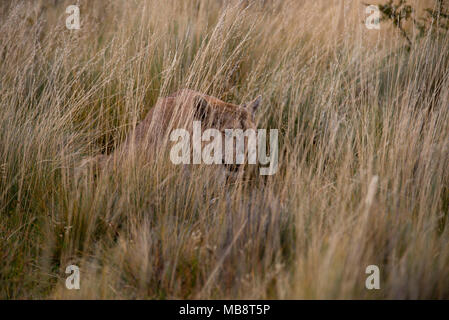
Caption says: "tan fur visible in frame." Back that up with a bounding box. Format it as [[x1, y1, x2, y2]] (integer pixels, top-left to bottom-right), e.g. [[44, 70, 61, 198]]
[[79, 89, 261, 172]]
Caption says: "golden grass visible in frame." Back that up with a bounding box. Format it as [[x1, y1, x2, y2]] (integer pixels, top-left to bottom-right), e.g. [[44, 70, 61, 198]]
[[0, 0, 448, 299]]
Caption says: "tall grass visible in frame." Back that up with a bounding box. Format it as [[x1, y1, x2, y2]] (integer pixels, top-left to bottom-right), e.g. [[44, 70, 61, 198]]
[[0, 0, 448, 299]]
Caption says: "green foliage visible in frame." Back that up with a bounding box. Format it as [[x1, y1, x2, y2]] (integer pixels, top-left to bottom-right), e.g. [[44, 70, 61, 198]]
[[378, 0, 449, 47], [379, 0, 414, 46], [421, 0, 449, 31]]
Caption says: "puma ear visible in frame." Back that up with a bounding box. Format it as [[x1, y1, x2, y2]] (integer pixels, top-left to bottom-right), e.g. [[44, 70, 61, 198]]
[[243, 95, 262, 118], [193, 95, 210, 121]]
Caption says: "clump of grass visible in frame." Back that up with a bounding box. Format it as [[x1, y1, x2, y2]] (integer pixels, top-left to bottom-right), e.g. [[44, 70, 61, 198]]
[[0, 0, 448, 299]]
